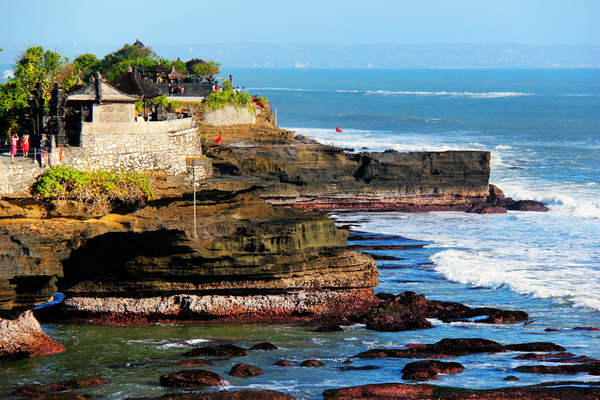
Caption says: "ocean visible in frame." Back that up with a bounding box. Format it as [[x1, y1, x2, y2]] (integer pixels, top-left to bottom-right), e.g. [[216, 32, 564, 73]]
[[1, 68, 599, 398]]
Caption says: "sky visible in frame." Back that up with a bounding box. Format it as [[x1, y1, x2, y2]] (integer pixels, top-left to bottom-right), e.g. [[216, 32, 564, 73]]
[[1, 0, 599, 68]]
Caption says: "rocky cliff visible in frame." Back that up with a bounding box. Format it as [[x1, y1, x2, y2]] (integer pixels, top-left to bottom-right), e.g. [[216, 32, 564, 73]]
[[197, 124, 542, 213], [0, 184, 377, 330]]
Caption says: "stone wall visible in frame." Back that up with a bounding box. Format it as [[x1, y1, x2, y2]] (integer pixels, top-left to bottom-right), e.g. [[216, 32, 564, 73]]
[[92, 103, 135, 123], [0, 117, 212, 196], [202, 105, 256, 126]]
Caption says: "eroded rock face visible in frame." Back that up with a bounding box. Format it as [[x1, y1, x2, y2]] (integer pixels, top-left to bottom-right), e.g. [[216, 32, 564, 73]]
[[0, 310, 65, 360], [1, 188, 378, 325]]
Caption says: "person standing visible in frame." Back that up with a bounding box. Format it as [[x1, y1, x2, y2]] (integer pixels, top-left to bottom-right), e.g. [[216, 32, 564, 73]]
[[9, 133, 19, 164], [20, 133, 29, 157]]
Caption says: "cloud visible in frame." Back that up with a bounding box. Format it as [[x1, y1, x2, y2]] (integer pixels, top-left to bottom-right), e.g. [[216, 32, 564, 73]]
[[295, 61, 308, 68]]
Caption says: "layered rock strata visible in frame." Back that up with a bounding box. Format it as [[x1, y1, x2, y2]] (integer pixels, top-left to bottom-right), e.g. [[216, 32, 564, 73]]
[[1, 187, 377, 327], [198, 124, 546, 213]]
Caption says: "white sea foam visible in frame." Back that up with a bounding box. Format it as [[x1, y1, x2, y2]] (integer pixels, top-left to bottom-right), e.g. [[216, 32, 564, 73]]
[[363, 90, 532, 98]]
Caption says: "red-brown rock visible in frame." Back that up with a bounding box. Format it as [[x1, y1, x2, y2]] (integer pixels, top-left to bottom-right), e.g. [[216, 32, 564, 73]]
[[504, 342, 565, 352], [0, 310, 66, 360], [301, 359, 325, 367], [401, 360, 464, 381], [173, 359, 214, 367], [515, 362, 600, 375], [127, 389, 296, 400], [323, 382, 600, 399], [363, 301, 432, 331], [274, 359, 296, 366], [250, 342, 278, 350], [182, 344, 248, 357], [355, 338, 503, 359], [229, 363, 265, 377], [159, 369, 228, 387]]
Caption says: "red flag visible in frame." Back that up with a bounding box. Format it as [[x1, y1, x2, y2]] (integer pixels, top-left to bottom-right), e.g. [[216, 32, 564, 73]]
[[335, 126, 342, 133], [215, 135, 222, 145]]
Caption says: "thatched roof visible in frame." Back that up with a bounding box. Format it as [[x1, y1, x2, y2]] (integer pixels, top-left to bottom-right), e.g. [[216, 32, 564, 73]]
[[185, 58, 207, 72], [66, 73, 139, 103], [145, 63, 170, 74], [113, 69, 162, 99]]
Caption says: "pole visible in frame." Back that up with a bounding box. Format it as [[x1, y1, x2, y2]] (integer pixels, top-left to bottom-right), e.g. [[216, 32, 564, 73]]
[[193, 166, 197, 238]]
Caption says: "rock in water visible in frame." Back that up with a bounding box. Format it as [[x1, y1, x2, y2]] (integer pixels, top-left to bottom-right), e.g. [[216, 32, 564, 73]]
[[401, 360, 464, 381], [159, 369, 228, 387], [0, 310, 65, 360], [183, 344, 248, 358], [362, 302, 432, 331], [229, 363, 265, 377], [301, 359, 325, 367], [250, 342, 278, 350]]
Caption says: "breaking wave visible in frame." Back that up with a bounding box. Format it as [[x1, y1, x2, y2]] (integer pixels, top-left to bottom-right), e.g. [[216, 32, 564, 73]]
[[364, 90, 532, 98]]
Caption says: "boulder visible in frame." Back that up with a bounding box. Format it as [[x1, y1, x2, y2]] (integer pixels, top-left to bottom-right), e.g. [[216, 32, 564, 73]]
[[173, 359, 213, 367], [229, 363, 264, 377], [363, 301, 432, 331], [401, 360, 464, 381], [0, 310, 65, 360], [301, 359, 324, 367], [274, 359, 296, 366], [250, 342, 278, 350], [515, 362, 600, 375], [159, 369, 228, 387], [354, 338, 504, 359], [504, 342, 565, 352], [183, 344, 248, 358]]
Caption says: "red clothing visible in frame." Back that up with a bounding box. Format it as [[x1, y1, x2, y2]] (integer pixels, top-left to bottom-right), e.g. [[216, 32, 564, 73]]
[[9, 137, 18, 155]]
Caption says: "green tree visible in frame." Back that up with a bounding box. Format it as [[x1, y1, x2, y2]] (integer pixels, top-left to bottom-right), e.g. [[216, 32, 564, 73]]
[[0, 46, 73, 140], [171, 59, 187, 74], [193, 61, 220, 81], [99, 42, 157, 78], [74, 53, 100, 81]]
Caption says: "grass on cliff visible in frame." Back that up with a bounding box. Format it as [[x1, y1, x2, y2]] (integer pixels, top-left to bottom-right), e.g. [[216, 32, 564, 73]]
[[31, 166, 153, 213]]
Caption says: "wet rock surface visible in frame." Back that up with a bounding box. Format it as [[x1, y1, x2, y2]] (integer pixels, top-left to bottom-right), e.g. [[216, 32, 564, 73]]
[[401, 360, 465, 381], [250, 342, 278, 350], [182, 344, 248, 358], [363, 301, 433, 331], [322, 382, 600, 399], [229, 363, 265, 377], [394, 291, 528, 324], [128, 389, 296, 400], [301, 359, 325, 367], [13, 377, 107, 398], [274, 359, 296, 366], [515, 362, 600, 375], [355, 338, 505, 359], [0, 310, 65, 360], [159, 369, 227, 387]]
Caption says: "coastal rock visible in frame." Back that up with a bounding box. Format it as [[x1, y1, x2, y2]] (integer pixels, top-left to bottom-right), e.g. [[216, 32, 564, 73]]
[[362, 301, 433, 331], [504, 375, 519, 381], [159, 369, 228, 387], [128, 389, 296, 400], [229, 363, 265, 377], [322, 383, 600, 399], [314, 324, 343, 332], [394, 291, 528, 324], [301, 359, 325, 367], [354, 338, 503, 359], [13, 377, 107, 398], [515, 362, 600, 375], [507, 200, 549, 212], [401, 360, 465, 381], [182, 344, 248, 358], [504, 342, 566, 352], [0, 310, 65, 360], [173, 359, 214, 367], [512, 352, 598, 363], [274, 359, 296, 366], [250, 342, 278, 350]]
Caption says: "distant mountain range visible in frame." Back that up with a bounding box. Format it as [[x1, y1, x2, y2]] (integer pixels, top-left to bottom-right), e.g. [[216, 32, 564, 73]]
[[1, 43, 599, 72]]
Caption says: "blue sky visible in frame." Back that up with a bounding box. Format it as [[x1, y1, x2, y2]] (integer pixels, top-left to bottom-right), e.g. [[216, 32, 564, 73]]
[[2, 0, 598, 47], [1, 0, 599, 69]]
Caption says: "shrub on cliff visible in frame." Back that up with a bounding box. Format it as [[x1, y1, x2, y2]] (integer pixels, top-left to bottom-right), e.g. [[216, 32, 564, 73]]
[[31, 166, 153, 213]]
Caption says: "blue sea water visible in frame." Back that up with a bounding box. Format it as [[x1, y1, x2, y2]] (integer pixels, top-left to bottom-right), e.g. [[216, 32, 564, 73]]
[[1, 68, 599, 399]]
